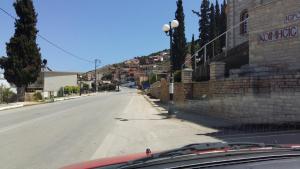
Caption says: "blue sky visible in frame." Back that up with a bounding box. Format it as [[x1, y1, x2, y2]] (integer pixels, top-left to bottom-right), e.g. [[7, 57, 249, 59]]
[[0, 0, 220, 72]]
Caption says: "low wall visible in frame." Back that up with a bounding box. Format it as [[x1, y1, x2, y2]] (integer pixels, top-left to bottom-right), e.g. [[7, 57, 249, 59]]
[[150, 72, 300, 124], [179, 73, 300, 124], [179, 92, 300, 124]]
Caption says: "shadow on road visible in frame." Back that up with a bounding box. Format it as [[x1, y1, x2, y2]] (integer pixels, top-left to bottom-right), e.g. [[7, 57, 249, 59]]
[[147, 97, 300, 145]]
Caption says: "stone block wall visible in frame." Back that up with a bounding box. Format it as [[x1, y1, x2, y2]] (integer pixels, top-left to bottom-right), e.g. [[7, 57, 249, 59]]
[[149, 64, 300, 124], [177, 72, 300, 124], [249, 0, 300, 70]]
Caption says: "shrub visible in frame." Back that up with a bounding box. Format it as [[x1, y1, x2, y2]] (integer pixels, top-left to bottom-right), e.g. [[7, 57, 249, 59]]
[[99, 84, 116, 91], [82, 83, 89, 91], [64, 86, 71, 95], [71, 86, 80, 94], [149, 74, 157, 84], [174, 70, 182, 82], [1, 87, 17, 103], [33, 92, 43, 101], [63, 86, 80, 95], [107, 84, 116, 91]]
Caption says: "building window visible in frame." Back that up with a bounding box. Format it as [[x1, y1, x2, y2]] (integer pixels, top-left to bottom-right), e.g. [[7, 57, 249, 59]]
[[240, 10, 249, 35]]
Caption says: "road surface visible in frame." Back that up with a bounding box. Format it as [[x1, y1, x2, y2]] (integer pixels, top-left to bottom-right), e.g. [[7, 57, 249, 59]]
[[1, 88, 300, 169], [0, 89, 135, 169], [0, 88, 218, 169]]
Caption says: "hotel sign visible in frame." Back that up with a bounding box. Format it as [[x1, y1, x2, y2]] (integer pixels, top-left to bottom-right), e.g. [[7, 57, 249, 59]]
[[286, 11, 300, 23], [259, 26, 298, 42]]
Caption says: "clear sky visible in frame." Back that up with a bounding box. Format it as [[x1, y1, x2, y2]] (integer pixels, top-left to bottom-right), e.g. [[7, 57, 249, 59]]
[[0, 0, 220, 72]]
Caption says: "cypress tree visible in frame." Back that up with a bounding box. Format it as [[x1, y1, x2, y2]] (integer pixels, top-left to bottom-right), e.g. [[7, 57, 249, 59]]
[[198, 0, 210, 47], [0, 0, 42, 101], [215, 0, 222, 54], [220, 0, 227, 48], [172, 0, 187, 71], [208, 3, 217, 58], [191, 34, 196, 70], [215, 0, 221, 33]]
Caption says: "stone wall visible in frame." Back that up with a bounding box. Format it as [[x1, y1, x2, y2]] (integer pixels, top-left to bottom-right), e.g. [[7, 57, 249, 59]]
[[227, 0, 255, 49], [249, 0, 300, 70], [176, 72, 300, 124]]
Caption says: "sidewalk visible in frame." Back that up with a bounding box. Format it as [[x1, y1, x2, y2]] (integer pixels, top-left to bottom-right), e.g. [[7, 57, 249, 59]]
[[0, 93, 97, 111], [0, 102, 24, 111], [143, 94, 233, 128], [91, 93, 221, 160], [143, 94, 300, 137]]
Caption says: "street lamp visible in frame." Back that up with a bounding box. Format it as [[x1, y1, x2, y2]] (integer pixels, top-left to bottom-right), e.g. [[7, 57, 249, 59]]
[[162, 19, 179, 116]]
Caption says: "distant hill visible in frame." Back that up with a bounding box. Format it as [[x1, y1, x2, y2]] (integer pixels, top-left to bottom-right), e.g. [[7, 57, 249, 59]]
[[145, 39, 200, 57], [91, 39, 200, 73]]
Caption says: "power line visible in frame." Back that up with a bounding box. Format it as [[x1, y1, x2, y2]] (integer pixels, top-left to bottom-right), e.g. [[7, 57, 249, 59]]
[[0, 6, 93, 63]]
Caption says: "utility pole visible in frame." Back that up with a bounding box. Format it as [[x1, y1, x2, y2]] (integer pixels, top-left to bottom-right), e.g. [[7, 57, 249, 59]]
[[94, 59, 101, 93], [94, 59, 97, 92]]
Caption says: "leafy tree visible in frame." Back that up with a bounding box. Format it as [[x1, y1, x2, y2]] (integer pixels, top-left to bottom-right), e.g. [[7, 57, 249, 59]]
[[0, 0, 42, 101], [101, 73, 113, 81], [191, 34, 196, 70], [172, 0, 187, 71]]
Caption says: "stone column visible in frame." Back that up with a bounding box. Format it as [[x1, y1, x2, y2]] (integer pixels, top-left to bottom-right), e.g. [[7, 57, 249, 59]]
[[210, 62, 226, 80], [181, 68, 193, 83]]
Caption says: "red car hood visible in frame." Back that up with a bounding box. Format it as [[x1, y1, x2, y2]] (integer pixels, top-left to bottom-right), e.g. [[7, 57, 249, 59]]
[[60, 153, 149, 169], [61, 144, 300, 169]]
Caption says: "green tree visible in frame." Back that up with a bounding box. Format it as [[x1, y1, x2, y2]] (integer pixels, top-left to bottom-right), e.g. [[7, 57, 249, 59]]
[[215, 0, 221, 35], [101, 73, 113, 81], [220, 0, 227, 48], [191, 34, 196, 70], [208, 3, 220, 58], [172, 0, 187, 71], [0, 0, 42, 101], [193, 0, 210, 47], [174, 70, 182, 82], [149, 74, 157, 84], [214, 0, 222, 54]]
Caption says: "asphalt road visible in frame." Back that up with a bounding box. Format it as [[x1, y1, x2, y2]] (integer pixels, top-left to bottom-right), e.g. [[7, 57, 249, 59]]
[[0, 88, 137, 169], [1, 88, 300, 169]]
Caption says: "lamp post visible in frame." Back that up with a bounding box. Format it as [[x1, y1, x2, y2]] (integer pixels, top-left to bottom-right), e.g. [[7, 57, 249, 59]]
[[162, 19, 179, 116]]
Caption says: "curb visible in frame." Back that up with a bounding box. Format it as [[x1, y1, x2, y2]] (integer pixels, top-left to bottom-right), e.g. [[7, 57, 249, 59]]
[[0, 104, 24, 111], [142, 94, 166, 112], [0, 94, 93, 111]]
